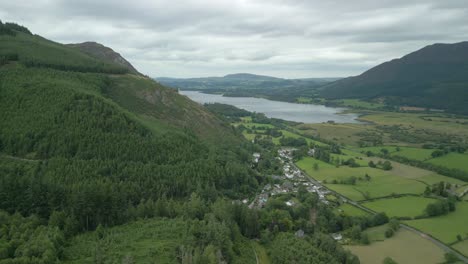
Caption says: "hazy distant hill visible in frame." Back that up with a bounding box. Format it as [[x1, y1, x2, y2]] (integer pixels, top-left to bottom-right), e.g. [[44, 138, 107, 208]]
[[157, 73, 337, 90], [157, 73, 339, 102], [67, 41, 142, 75], [320, 41, 468, 114]]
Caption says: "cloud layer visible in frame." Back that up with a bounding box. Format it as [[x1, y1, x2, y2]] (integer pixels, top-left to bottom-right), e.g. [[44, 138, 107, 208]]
[[1, 0, 467, 78]]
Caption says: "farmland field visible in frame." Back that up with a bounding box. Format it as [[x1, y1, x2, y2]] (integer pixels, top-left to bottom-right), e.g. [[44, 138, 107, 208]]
[[406, 202, 468, 244], [426, 152, 468, 173], [392, 147, 434, 161], [358, 112, 468, 137], [453, 240, 468, 257], [362, 224, 389, 242], [299, 164, 427, 200], [337, 203, 370, 217], [295, 123, 371, 146], [296, 157, 335, 172], [362, 196, 436, 218], [367, 157, 466, 186], [346, 228, 445, 264]]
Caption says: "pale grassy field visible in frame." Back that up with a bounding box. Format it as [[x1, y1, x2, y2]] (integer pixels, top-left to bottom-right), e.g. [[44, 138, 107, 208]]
[[346, 229, 445, 264]]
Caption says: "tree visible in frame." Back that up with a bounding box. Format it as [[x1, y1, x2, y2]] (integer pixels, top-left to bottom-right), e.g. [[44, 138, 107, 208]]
[[444, 252, 459, 263], [350, 225, 362, 240], [368, 161, 376, 168], [372, 212, 389, 226], [381, 148, 389, 156], [389, 218, 400, 231], [382, 161, 393, 170], [360, 233, 370, 245], [313, 163, 319, 171], [364, 173, 371, 181], [385, 228, 394, 238], [383, 257, 398, 264]]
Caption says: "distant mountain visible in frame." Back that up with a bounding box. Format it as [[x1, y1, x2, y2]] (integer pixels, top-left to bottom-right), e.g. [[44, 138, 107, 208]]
[[157, 73, 335, 90], [66, 41, 142, 75], [320, 41, 468, 114], [156, 74, 338, 102]]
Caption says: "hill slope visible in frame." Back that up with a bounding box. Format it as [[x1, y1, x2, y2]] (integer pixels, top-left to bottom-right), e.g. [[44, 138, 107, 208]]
[[67, 41, 142, 75], [0, 23, 256, 233], [320, 41, 468, 114]]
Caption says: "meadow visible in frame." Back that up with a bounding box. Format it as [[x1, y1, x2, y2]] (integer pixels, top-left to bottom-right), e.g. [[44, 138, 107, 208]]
[[296, 123, 371, 146], [453, 240, 468, 258], [358, 112, 468, 137], [426, 152, 468, 173], [297, 160, 427, 200], [406, 202, 468, 244], [361, 196, 436, 218], [362, 224, 389, 242], [336, 203, 370, 217], [392, 147, 434, 161], [345, 229, 445, 264]]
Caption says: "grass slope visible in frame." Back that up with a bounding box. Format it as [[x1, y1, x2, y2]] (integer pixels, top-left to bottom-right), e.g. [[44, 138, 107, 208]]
[[346, 228, 445, 264], [426, 153, 468, 173], [362, 196, 436, 218], [406, 202, 468, 244]]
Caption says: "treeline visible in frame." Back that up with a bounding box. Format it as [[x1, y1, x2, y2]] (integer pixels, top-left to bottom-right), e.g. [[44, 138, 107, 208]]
[[0, 30, 129, 74], [0, 190, 362, 264], [22, 60, 129, 74], [204, 103, 251, 121], [0, 20, 31, 36]]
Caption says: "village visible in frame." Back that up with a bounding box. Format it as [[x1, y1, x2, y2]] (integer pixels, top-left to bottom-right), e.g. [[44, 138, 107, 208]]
[[248, 148, 333, 210]]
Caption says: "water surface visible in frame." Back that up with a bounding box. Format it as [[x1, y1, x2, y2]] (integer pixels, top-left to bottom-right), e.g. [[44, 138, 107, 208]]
[[180, 91, 359, 123]]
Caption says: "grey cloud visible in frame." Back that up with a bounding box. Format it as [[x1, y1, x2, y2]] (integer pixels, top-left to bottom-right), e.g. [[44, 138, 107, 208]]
[[0, 0, 467, 78]]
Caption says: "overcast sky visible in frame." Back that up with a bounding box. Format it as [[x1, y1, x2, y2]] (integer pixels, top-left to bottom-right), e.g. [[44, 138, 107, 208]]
[[1, 0, 468, 78]]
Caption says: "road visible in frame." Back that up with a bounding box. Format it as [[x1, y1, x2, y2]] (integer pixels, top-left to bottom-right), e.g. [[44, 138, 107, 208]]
[[291, 161, 468, 263]]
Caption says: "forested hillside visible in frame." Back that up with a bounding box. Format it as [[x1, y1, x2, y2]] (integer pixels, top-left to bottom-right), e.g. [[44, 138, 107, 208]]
[[320, 41, 468, 114], [0, 21, 262, 262], [0, 21, 361, 264]]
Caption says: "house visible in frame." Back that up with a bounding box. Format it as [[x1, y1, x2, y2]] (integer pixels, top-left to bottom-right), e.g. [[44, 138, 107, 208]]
[[332, 233, 343, 241], [295, 229, 305, 238], [253, 153, 261, 163], [307, 148, 316, 156], [285, 200, 295, 207]]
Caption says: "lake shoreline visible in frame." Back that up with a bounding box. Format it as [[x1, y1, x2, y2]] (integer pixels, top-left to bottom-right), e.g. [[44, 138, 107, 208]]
[[180, 90, 362, 124]]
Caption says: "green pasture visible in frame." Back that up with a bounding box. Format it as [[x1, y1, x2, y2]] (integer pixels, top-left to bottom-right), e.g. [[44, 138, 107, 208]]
[[406, 202, 468, 244], [426, 152, 468, 173], [336, 203, 370, 217], [362, 196, 436, 218], [453, 240, 468, 257], [345, 228, 445, 264]]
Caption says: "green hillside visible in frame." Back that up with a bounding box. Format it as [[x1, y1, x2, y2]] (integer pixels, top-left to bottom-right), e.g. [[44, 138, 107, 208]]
[[0, 21, 364, 264], [320, 41, 468, 114], [0, 22, 262, 262]]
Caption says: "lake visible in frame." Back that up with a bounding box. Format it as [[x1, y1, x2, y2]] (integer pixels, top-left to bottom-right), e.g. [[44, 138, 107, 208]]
[[180, 90, 360, 123]]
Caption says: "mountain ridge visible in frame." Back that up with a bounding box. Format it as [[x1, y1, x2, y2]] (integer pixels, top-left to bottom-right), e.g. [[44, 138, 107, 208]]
[[320, 41, 468, 114], [66, 41, 142, 75]]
